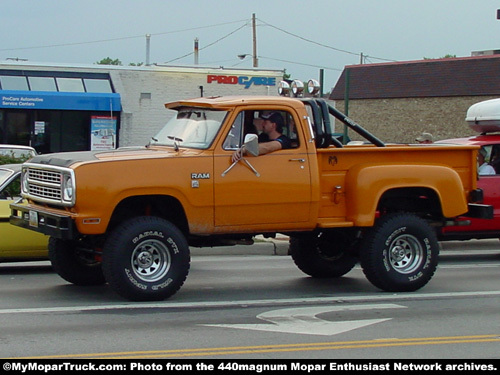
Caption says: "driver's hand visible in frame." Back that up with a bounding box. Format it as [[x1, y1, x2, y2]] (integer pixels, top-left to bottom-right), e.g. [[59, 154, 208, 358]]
[[231, 148, 243, 163]]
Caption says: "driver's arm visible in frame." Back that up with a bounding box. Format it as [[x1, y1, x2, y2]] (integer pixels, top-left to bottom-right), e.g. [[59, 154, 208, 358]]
[[258, 140, 282, 155], [231, 140, 282, 163]]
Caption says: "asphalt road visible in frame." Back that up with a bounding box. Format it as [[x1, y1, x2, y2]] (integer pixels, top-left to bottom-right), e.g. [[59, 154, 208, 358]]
[[0, 239, 499, 360]]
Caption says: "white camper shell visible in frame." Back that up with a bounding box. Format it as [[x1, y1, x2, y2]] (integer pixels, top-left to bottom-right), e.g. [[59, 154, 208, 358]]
[[466, 98, 500, 133]]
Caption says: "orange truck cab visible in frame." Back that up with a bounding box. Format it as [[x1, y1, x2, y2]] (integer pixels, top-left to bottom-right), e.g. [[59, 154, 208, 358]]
[[10, 96, 491, 301]]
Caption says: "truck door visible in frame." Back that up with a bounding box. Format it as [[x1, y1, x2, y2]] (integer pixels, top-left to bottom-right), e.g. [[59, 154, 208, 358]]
[[213, 109, 312, 229], [473, 144, 500, 229]]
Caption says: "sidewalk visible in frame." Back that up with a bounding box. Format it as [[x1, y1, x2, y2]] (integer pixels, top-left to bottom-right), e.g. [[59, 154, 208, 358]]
[[190, 235, 290, 256]]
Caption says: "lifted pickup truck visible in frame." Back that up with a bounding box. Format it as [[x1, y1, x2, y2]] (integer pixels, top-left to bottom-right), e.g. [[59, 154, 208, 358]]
[[10, 96, 491, 301]]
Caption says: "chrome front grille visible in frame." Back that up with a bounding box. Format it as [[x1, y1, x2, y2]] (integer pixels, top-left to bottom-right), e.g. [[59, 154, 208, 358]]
[[22, 163, 78, 206], [28, 183, 62, 201], [26, 167, 63, 202], [28, 168, 62, 185]]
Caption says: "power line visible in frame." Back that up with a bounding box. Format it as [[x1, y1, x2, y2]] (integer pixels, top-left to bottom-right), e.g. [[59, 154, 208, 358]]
[[0, 13, 397, 71], [0, 19, 249, 52], [151, 19, 248, 37], [164, 23, 248, 64], [257, 17, 397, 63], [258, 56, 342, 71]]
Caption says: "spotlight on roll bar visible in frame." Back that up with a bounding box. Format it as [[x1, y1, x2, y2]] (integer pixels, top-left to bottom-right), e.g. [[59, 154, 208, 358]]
[[291, 80, 304, 97], [278, 79, 321, 97], [307, 79, 320, 96], [277, 81, 290, 96]]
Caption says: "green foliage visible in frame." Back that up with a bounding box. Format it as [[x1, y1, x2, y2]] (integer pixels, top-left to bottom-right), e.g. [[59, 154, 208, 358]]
[[95, 58, 146, 66], [2, 177, 21, 199], [96, 57, 123, 65], [0, 153, 26, 198], [423, 54, 457, 60], [0, 153, 31, 165]]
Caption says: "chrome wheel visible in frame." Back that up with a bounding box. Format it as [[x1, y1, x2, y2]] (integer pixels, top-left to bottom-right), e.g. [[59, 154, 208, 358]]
[[388, 234, 424, 274], [131, 240, 171, 282]]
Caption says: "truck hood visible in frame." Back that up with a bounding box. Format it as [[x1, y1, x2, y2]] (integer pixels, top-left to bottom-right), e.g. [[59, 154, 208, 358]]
[[29, 146, 201, 168]]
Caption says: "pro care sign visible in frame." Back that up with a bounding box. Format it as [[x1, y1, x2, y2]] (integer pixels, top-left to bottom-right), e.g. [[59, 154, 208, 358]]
[[207, 74, 276, 89]]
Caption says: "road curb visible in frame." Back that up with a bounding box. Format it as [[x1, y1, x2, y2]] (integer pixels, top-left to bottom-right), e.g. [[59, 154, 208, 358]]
[[190, 235, 290, 256]]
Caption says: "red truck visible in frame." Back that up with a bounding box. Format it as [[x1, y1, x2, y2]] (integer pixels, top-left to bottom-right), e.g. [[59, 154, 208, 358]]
[[439, 98, 500, 241]]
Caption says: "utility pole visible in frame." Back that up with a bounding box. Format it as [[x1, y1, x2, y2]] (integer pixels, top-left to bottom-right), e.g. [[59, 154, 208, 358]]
[[319, 69, 324, 98], [252, 13, 258, 67], [194, 38, 199, 65], [145, 34, 151, 66]]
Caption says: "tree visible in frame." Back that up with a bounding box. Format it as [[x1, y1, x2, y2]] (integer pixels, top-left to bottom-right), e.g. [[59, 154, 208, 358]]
[[423, 54, 457, 60], [95, 58, 145, 66], [96, 57, 122, 66], [0, 153, 32, 165]]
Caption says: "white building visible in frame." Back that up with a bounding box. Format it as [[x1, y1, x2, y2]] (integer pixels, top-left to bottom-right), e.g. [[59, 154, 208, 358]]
[[0, 61, 283, 153]]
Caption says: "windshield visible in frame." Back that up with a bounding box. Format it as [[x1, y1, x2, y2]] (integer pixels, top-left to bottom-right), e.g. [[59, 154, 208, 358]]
[[150, 108, 228, 149], [0, 169, 14, 185]]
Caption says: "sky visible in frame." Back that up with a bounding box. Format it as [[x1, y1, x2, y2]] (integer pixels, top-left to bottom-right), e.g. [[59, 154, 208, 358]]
[[1, 0, 500, 92]]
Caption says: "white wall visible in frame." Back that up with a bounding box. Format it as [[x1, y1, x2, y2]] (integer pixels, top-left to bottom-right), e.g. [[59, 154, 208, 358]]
[[111, 66, 283, 146]]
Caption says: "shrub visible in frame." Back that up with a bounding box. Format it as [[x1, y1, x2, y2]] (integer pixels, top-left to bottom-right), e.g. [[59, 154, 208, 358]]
[[0, 153, 31, 165]]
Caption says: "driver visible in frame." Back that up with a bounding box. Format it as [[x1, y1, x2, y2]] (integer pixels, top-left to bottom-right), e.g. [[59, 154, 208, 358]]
[[232, 112, 291, 162]]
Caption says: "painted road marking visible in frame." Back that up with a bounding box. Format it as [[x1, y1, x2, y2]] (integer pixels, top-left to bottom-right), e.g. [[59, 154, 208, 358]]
[[10, 334, 500, 359], [0, 290, 499, 315], [203, 303, 404, 336]]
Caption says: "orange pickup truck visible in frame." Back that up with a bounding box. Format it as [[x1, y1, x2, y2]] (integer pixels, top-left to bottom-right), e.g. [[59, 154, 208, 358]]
[[10, 96, 491, 301]]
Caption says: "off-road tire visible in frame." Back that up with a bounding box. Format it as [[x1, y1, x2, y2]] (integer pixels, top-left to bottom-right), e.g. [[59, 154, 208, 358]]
[[289, 231, 358, 278], [48, 237, 106, 286], [360, 213, 439, 292], [102, 216, 190, 301]]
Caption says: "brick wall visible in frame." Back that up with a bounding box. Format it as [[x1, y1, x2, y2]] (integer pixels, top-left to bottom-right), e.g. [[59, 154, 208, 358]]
[[333, 96, 499, 143]]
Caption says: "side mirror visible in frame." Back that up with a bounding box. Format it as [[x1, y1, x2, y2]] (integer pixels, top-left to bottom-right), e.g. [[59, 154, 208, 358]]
[[243, 134, 259, 156], [221, 133, 260, 178]]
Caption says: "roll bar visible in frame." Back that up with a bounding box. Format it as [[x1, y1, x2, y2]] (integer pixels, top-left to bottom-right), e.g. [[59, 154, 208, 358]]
[[300, 99, 385, 148]]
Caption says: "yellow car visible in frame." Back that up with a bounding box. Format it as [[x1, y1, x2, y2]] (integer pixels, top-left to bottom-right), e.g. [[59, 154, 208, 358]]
[[0, 164, 48, 262]]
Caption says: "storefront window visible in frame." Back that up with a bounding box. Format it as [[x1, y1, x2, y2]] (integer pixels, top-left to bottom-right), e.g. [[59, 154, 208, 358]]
[[56, 78, 85, 92], [0, 76, 29, 90], [1, 70, 118, 152], [1, 72, 114, 93], [28, 76, 57, 92], [83, 79, 113, 93]]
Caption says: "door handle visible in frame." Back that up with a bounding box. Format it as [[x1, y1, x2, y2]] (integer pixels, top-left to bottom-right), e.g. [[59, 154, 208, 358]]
[[289, 158, 306, 163]]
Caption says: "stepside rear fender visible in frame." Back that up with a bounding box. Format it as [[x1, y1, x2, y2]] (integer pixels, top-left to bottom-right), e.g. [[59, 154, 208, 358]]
[[344, 164, 468, 226]]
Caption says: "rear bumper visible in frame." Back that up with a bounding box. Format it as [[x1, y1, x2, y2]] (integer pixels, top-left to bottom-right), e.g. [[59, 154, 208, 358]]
[[465, 203, 493, 219], [10, 202, 76, 240]]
